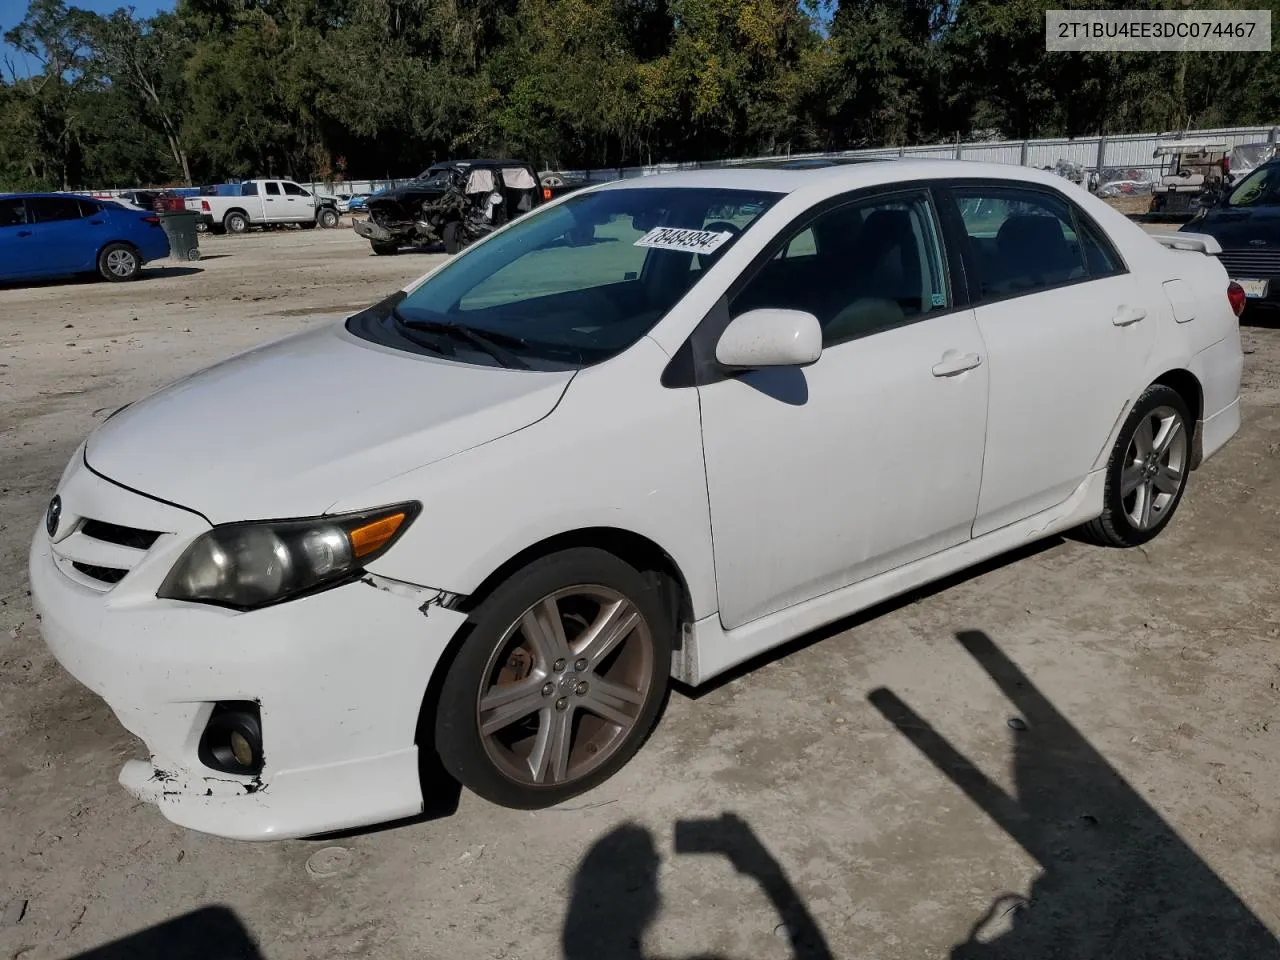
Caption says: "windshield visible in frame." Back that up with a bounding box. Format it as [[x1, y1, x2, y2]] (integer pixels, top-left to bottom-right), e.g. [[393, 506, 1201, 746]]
[[1227, 164, 1280, 207], [363, 186, 780, 369]]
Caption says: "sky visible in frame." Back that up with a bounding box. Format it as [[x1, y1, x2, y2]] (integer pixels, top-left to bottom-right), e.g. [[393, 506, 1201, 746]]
[[1, 0, 174, 76]]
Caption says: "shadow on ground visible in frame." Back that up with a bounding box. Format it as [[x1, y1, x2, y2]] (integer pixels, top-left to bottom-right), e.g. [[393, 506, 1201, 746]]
[[870, 630, 1280, 959], [63, 906, 262, 959], [564, 814, 832, 960]]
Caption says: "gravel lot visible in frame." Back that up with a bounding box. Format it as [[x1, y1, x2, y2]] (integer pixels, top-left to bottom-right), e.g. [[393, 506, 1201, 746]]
[[2, 227, 1279, 960]]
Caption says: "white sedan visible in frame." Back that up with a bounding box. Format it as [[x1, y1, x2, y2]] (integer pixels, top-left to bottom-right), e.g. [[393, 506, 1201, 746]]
[[30, 160, 1243, 840]]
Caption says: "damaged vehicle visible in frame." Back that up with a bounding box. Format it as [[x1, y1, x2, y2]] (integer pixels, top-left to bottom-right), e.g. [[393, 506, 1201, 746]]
[[353, 159, 583, 255]]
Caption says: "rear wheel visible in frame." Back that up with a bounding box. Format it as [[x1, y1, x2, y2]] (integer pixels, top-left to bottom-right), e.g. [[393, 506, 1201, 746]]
[[97, 243, 140, 282], [224, 211, 249, 234], [1083, 384, 1192, 547], [434, 548, 671, 808], [371, 241, 399, 256]]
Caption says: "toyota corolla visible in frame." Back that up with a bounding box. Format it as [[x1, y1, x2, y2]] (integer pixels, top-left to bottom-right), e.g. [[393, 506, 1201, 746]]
[[30, 161, 1243, 840]]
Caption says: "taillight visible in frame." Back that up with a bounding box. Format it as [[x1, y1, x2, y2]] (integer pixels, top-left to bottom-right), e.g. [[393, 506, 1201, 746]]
[[201, 200, 211, 212], [1227, 281, 1246, 317], [542, 187, 552, 201]]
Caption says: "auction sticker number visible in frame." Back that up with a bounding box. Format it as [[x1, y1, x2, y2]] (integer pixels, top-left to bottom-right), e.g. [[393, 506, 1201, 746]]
[[635, 227, 735, 255]]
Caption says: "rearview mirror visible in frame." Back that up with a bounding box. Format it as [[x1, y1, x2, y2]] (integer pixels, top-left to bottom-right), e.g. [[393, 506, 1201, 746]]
[[715, 308, 823, 369]]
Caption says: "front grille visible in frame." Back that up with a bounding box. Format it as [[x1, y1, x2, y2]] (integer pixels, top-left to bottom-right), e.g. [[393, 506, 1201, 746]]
[[1218, 249, 1280, 279], [71, 562, 127, 584], [81, 519, 161, 551]]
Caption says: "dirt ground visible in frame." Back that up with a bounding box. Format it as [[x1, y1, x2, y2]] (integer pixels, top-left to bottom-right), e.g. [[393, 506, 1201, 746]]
[[2, 227, 1279, 960]]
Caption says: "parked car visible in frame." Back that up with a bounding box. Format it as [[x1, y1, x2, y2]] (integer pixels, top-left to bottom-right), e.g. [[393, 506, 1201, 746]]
[[348, 193, 371, 212], [327, 193, 353, 214], [0, 193, 170, 283], [352, 159, 587, 255], [187, 178, 340, 234], [1182, 157, 1280, 312], [30, 161, 1242, 840]]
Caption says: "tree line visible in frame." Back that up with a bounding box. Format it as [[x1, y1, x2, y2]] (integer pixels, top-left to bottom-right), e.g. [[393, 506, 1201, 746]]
[[2, 0, 1278, 192]]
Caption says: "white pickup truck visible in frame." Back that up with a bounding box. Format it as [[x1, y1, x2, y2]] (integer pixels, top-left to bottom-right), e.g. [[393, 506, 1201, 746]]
[[187, 179, 340, 234]]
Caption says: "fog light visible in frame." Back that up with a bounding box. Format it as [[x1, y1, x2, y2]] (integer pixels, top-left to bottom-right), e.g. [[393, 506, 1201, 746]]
[[198, 701, 264, 776]]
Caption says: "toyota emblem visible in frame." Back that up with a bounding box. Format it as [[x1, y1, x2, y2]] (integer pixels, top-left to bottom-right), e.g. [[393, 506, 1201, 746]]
[[45, 495, 62, 538]]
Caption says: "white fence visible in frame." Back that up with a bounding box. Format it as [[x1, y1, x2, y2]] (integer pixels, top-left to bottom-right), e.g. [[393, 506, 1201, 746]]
[[81, 123, 1280, 199]]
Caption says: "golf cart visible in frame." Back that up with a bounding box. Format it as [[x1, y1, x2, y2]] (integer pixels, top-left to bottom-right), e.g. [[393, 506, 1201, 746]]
[[1148, 140, 1229, 217]]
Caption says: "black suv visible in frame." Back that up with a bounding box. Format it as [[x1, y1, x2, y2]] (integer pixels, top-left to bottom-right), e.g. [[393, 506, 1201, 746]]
[[1182, 158, 1280, 312]]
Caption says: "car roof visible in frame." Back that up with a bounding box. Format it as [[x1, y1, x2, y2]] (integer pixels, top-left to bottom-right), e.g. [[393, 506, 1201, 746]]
[[590, 158, 1089, 195], [0, 191, 97, 201]]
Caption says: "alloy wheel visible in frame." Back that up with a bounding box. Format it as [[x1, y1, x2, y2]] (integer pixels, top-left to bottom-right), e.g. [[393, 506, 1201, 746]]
[[106, 249, 136, 278], [476, 585, 654, 787], [1121, 404, 1188, 530]]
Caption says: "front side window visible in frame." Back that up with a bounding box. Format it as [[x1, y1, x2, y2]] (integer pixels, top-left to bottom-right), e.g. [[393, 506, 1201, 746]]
[[264, 182, 281, 196], [731, 192, 949, 347], [954, 188, 1089, 298], [0, 198, 27, 227], [28, 196, 85, 223], [283, 182, 309, 197], [1227, 164, 1280, 207], [353, 187, 781, 368]]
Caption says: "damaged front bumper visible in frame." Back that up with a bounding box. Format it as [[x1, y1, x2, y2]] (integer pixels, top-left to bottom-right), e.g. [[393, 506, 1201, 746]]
[[351, 217, 396, 243], [29, 464, 469, 840]]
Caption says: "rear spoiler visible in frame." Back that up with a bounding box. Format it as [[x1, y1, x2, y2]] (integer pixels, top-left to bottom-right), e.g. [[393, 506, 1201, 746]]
[[1148, 231, 1222, 255]]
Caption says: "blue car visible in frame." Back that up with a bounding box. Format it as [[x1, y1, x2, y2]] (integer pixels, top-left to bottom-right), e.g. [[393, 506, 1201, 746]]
[[0, 193, 171, 284]]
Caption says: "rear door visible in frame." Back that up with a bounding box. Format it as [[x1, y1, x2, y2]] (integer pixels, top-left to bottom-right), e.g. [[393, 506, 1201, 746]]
[[282, 181, 317, 223], [941, 182, 1157, 536], [27, 196, 96, 275], [0, 197, 37, 280], [261, 181, 286, 222]]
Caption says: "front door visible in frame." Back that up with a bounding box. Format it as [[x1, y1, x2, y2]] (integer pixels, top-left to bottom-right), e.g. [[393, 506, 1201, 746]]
[[698, 190, 990, 630], [945, 184, 1158, 536], [282, 181, 317, 223], [0, 197, 36, 280]]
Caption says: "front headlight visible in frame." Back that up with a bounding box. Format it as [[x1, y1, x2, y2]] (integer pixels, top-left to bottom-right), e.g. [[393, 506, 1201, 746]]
[[158, 503, 419, 610]]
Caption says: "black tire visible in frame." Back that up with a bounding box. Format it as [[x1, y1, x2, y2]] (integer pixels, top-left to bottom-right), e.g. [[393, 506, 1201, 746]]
[[208, 223, 226, 236], [434, 548, 672, 809], [97, 242, 140, 282], [224, 210, 249, 234], [442, 222, 463, 255], [318, 208, 339, 229], [1082, 384, 1193, 547], [371, 241, 399, 256]]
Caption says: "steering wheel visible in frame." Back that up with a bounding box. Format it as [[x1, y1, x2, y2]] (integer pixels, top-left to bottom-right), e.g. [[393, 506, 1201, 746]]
[[697, 220, 742, 269]]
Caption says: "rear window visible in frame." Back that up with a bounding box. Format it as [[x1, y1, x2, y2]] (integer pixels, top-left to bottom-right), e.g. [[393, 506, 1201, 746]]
[[351, 186, 781, 369]]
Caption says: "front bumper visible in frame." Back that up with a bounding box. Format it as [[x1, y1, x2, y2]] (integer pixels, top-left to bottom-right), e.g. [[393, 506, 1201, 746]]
[[351, 217, 394, 243], [29, 454, 468, 840]]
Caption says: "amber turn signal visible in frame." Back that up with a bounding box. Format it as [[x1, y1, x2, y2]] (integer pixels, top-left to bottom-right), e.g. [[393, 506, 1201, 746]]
[[349, 512, 407, 557]]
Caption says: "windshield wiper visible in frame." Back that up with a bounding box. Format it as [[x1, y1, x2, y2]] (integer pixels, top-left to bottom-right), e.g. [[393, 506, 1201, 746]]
[[393, 310, 531, 370]]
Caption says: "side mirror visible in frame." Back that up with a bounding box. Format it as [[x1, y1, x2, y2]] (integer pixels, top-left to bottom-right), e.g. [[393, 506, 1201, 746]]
[[715, 308, 823, 369]]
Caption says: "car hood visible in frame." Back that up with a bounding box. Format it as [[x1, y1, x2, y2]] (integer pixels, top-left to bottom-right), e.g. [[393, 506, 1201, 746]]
[[85, 323, 573, 523], [1186, 208, 1280, 248]]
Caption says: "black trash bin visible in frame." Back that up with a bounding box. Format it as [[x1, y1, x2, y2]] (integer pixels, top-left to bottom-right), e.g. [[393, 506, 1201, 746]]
[[158, 210, 202, 262]]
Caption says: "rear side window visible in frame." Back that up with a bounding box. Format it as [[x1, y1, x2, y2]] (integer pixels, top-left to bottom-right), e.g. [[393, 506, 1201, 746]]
[[29, 196, 86, 223], [264, 182, 281, 196], [954, 189, 1090, 299], [731, 192, 950, 347], [0, 198, 27, 226]]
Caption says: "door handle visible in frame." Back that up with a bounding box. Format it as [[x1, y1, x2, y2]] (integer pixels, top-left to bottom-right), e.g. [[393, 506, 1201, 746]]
[[932, 351, 983, 377], [1112, 304, 1147, 326]]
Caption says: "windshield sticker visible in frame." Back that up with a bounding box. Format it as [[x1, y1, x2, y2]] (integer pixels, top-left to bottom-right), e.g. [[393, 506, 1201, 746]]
[[634, 227, 734, 255]]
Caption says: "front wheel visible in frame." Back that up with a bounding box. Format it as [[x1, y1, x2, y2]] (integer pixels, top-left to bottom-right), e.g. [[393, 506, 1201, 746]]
[[97, 242, 140, 281], [318, 208, 339, 229], [1083, 384, 1192, 547], [442, 222, 463, 255], [434, 548, 671, 809]]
